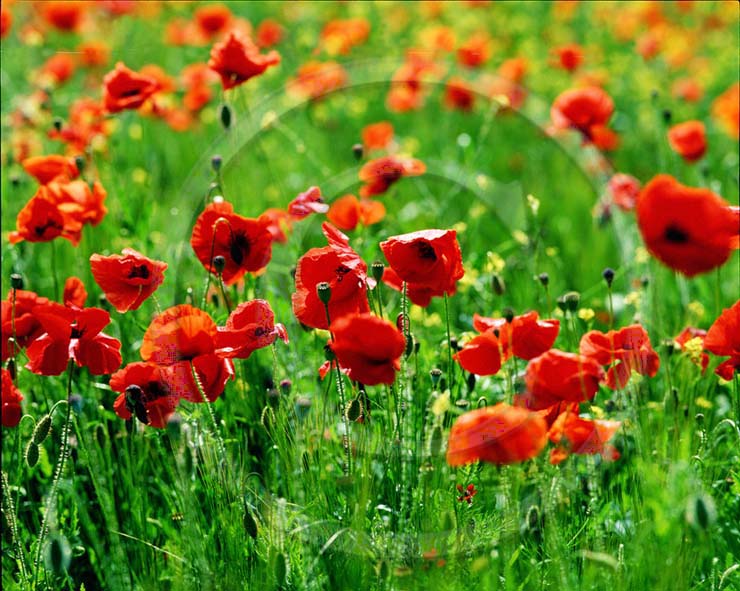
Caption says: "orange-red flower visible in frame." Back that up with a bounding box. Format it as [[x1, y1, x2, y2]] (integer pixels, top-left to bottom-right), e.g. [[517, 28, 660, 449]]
[[704, 300, 740, 380], [636, 175, 739, 277], [329, 313, 405, 385], [1, 289, 50, 361], [522, 350, 604, 410], [667, 121, 707, 163], [215, 300, 288, 359], [8, 188, 83, 246], [190, 200, 273, 286], [256, 19, 284, 48], [548, 412, 621, 465], [260, 208, 292, 243], [78, 40, 110, 68], [90, 249, 167, 313], [103, 62, 159, 113], [607, 173, 641, 211], [712, 83, 739, 139], [457, 33, 491, 68], [454, 331, 502, 376], [326, 195, 385, 231], [553, 44, 584, 72], [194, 3, 233, 40], [319, 18, 370, 55], [2, 368, 23, 428], [674, 327, 709, 372], [472, 310, 560, 361], [672, 78, 703, 103], [446, 403, 548, 466], [63, 276, 87, 308], [358, 155, 425, 198], [111, 362, 178, 428], [551, 86, 615, 144], [1, 5, 12, 38], [208, 31, 280, 90], [381, 267, 444, 307], [291, 61, 347, 100], [288, 186, 329, 220], [42, 1, 85, 32], [444, 77, 475, 111], [22, 155, 79, 185], [39, 53, 76, 85], [580, 324, 660, 389], [181, 63, 218, 112], [362, 121, 394, 151], [48, 179, 108, 227]]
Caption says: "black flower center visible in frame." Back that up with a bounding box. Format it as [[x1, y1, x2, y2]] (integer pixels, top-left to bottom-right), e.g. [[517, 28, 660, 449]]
[[415, 241, 437, 261], [664, 225, 689, 244], [128, 264, 150, 279], [230, 232, 251, 265], [335, 265, 351, 282]]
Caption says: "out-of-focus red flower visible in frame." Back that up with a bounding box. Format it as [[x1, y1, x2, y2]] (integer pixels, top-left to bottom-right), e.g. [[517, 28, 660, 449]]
[[288, 186, 329, 220], [215, 300, 288, 359], [181, 63, 218, 112], [454, 331, 502, 376], [420, 25, 456, 53], [39, 53, 76, 85], [1, 5, 12, 38], [446, 403, 548, 466], [26, 302, 122, 376], [358, 155, 425, 198], [362, 121, 394, 151], [607, 173, 641, 211], [140, 305, 234, 402], [551, 86, 615, 145], [704, 300, 740, 380], [22, 155, 79, 185], [522, 350, 604, 410], [291, 61, 347, 100], [1, 289, 51, 361], [292, 223, 370, 330], [674, 327, 709, 372], [457, 33, 491, 68], [548, 412, 621, 464], [63, 276, 87, 308], [111, 362, 178, 428], [553, 44, 584, 71], [327, 194, 385, 232], [190, 200, 273, 286], [208, 31, 280, 90], [42, 1, 85, 32], [194, 3, 233, 40], [472, 310, 560, 362], [329, 313, 405, 385], [712, 83, 739, 139], [380, 229, 464, 296], [499, 57, 528, 82], [319, 18, 370, 55], [636, 175, 739, 277], [636, 32, 660, 61], [260, 208, 292, 243], [140, 64, 176, 95], [78, 40, 110, 67], [103, 62, 159, 113], [672, 78, 703, 103], [2, 368, 23, 428], [90, 249, 167, 313], [667, 121, 707, 163], [8, 188, 83, 246], [580, 324, 660, 389], [256, 19, 284, 48], [49, 97, 108, 152], [589, 124, 620, 151], [444, 77, 475, 111], [386, 51, 442, 113]]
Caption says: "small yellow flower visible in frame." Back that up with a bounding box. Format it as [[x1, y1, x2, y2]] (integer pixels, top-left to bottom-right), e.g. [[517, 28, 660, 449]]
[[578, 308, 595, 322], [635, 247, 650, 264], [452, 222, 467, 234], [687, 301, 705, 322], [132, 168, 148, 184], [545, 247, 558, 257], [431, 391, 450, 417], [526, 194, 540, 216], [695, 397, 712, 409], [486, 252, 506, 274], [261, 110, 277, 129], [200, 107, 216, 124], [625, 291, 641, 307], [512, 230, 529, 246], [682, 337, 705, 366]]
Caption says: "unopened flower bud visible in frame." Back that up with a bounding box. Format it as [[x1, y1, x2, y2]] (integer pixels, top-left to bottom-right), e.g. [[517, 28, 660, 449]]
[[491, 273, 506, 296], [602, 267, 615, 287], [503, 307, 515, 323], [537, 272, 549, 287], [212, 255, 226, 274], [10, 273, 23, 290], [211, 154, 223, 172], [352, 143, 364, 160], [52, 117, 63, 132], [220, 103, 232, 129], [430, 368, 443, 387], [74, 155, 85, 174], [32, 415, 52, 444]]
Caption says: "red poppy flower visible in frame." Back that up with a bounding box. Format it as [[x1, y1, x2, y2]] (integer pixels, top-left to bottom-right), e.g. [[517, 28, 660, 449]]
[[548, 412, 621, 465], [1, 289, 51, 361], [381, 267, 443, 308], [454, 331, 502, 376], [292, 223, 370, 330], [457, 33, 492, 68], [674, 326, 709, 372], [580, 324, 660, 389], [553, 44, 584, 72], [608, 173, 641, 211], [103, 62, 159, 113], [319, 18, 370, 55], [1, 6, 12, 38], [456, 483, 478, 504], [78, 40, 110, 68], [499, 57, 528, 83], [25, 302, 122, 376], [667, 121, 707, 162], [190, 200, 273, 286], [215, 300, 288, 359], [42, 1, 85, 32], [63, 277, 87, 308], [194, 3, 233, 39], [208, 31, 280, 90], [672, 78, 703, 103], [288, 186, 329, 220], [8, 189, 83, 246], [446, 403, 548, 466], [48, 179, 108, 227], [89, 249, 167, 313], [636, 175, 739, 277], [444, 77, 476, 111], [704, 300, 740, 380], [140, 305, 234, 402], [22, 155, 79, 185], [260, 208, 292, 243], [712, 83, 739, 139], [290, 61, 347, 100], [327, 195, 385, 231], [329, 313, 405, 385], [256, 19, 284, 48], [111, 362, 179, 428], [522, 350, 604, 410], [551, 86, 614, 142], [39, 53, 76, 86], [2, 368, 23, 428], [380, 229, 464, 295], [358, 155, 426, 198], [362, 122, 394, 151], [181, 63, 218, 112], [472, 310, 560, 361]]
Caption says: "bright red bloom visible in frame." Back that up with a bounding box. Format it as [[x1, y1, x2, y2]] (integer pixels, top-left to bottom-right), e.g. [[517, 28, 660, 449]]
[[78, 40, 110, 68], [63, 277, 87, 308], [208, 31, 280, 90], [22, 155, 79, 185], [260, 208, 292, 243], [103, 62, 159, 113], [327, 195, 385, 231], [42, 1, 85, 32], [288, 186, 329, 220], [551, 86, 615, 143], [329, 313, 405, 385], [140, 305, 234, 403], [667, 121, 707, 163], [194, 3, 233, 39], [522, 350, 605, 410], [1, 289, 50, 361], [580, 325, 660, 389], [674, 327, 709, 372], [380, 229, 464, 296], [381, 267, 443, 308], [1, 5, 12, 38], [358, 155, 425, 198], [292, 223, 370, 330], [47, 179, 108, 227], [446, 403, 548, 466], [554, 44, 584, 72], [548, 412, 621, 465], [90, 249, 167, 313], [672, 78, 703, 103], [444, 77, 476, 111], [190, 200, 273, 286], [256, 19, 284, 48], [472, 310, 560, 361], [111, 362, 179, 428], [454, 331, 502, 376], [25, 303, 122, 376], [607, 173, 641, 211], [362, 122, 394, 151], [2, 368, 23, 428], [215, 300, 288, 359], [8, 188, 83, 246], [704, 300, 740, 380], [291, 61, 347, 100], [636, 175, 739, 277], [457, 33, 491, 68], [39, 53, 76, 85]]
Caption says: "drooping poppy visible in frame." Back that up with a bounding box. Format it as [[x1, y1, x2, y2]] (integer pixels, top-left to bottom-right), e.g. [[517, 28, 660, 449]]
[[667, 120, 707, 163], [362, 121, 394, 151], [8, 188, 83, 246], [358, 155, 426, 198], [190, 200, 273, 285], [215, 300, 288, 359], [1, 368, 23, 428], [607, 173, 641, 211], [454, 331, 502, 376], [110, 362, 179, 428], [25, 302, 122, 376], [22, 155, 79, 185], [63, 277, 87, 308], [704, 300, 740, 380], [208, 31, 280, 90], [551, 86, 615, 145], [326, 194, 385, 231], [636, 175, 739, 277], [90, 249, 167, 313], [522, 350, 604, 410], [1, 289, 50, 361], [288, 186, 329, 220], [674, 326, 709, 372], [548, 412, 621, 465], [102, 62, 159, 113], [446, 403, 548, 466], [292, 223, 370, 330], [472, 310, 560, 361], [329, 313, 405, 385]]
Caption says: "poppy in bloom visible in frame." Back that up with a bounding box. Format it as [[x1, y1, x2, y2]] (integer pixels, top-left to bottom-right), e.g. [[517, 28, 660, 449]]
[[25, 302, 122, 376], [2, 368, 23, 428], [90, 249, 168, 313], [444, 77, 476, 111], [362, 121, 394, 151], [8, 189, 83, 246], [472, 310, 560, 362], [288, 186, 330, 220], [1, 5, 11, 38], [194, 3, 233, 39], [140, 305, 234, 402], [636, 175, 739, 277], [358, 155, 426, 198], [208, 32, 280, 90], [181, 63, 218, 112], [457, 33, 492, 67], [103, 62, 159, 113], [551, 86, 615, 144], [381, 267, 443, 307], [111, 362, 179, 428], [674, 327, 709, 372], [22, 155, 79, 185], [1, 289, 50, 361], [42, 1, 85, 32], [329, 313, 405, 385], [704, 301, 740, 380], [672, 78, 703, 103], [190, 200, 273, 286], [548, 412, 621, 465], [522, 350, 604, 410], [291, 61, 347, 100], [553, 44, 584, 71], [256, 19, 284, 48], [380, 229, 464, 296], [260, 208, 292, 244], [49, 97, 109, 153], [446, 403, 548, 466], [580, 324, 660, 389], [39, 53, 76, 86], [712, 83, 739, 139], [607, 173, 641, 211], [47, 179, 108, 227], [454, 331, 502, 376], [667, 121, 707, 163], [215, 300, 288, 359], [292, 223, 370, 330], [63, 277, 87, 308], [327, 194, 385, 232], [78, 40, 111, 68]]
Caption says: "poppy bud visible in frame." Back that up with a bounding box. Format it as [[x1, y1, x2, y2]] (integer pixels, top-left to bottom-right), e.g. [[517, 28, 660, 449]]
[[10, 174, 20, 187], [449, 337, 458, 351], [44, 534, 72, 575], [491, 273, 506, 295], [280, 379, 292, 396], [212, 255, 226, 274], [559, 291, 580, 312], [220, 103, 232, 129], [346, 398, 362, 422], [371, 261, 385, 284], [243, 506, 258, 539], [25, 441, 40, 467], [294, 396, 311, 420], [52, 117, 64, 132], [662, 109, 672, 124], [404, 332, 414, 358], [267, 387, 280, 407], [98, 293, 111, 310], [211, 154, 223, 172], [352, 143, 364, 160], [166, 413, 182, 441], [602, 267, 615, 287], [6, 358, 16, 380], [430, 368, 442, 388], [10, 273, 23, 290], [317, 282, 332, 306], [455, 399, 470, 410], [32, 415, 52, 444], [503, 307, 515, 323], [466, 372, 476, 393], [686, 493, 716, 531], [73, 155, 85, 174], [537, 272, 549, 287]]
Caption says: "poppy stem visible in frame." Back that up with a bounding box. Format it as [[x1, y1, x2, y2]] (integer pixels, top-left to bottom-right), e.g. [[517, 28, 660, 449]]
[[2, 470, 28, 584], [50, 240, 60, 302], [189, 361, 228, 466], [607, 285, 615, 331], [217, 272, 232, 314], [444, 292, 455, 396]]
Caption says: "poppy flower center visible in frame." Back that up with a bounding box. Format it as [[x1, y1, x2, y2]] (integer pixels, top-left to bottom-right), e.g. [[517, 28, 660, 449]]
[[128, 264, 150, 279], [120, 87, 144, 98], [70, 325, 84, 339], [664, 224, 689, 244], [34, 220, 63, 236], [335, 265, 351, 282], [230, 232, 251, 265], [414, 241, 437, 261]]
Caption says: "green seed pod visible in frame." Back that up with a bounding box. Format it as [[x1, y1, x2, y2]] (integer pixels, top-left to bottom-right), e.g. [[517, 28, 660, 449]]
[[220, 103, 232, 129], [346, 398, 362, 422], [32, 415, 52, 444], [44, 534, 71, 575], [10, 273, 23, 290], [371, 261, 385, 283], [687, 493, 716, 532], [25, 441, 39, 468], [316, 282, 332, 306], [491, 273, 506, 295]]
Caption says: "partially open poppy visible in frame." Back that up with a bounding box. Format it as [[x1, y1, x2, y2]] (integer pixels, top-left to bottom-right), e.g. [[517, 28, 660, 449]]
[[22, 155, 79, 185], [667, 120, 707, 162], [63, 277, 87, 308], [446, 403, 548, 466], [358, 155, 426, 198], [208, 31, 280, 90], [472, 310, 560, 361], [704, 300, 740, 380], [111, 362, 179, 428], [90, 249, 167, 313], [326, 194, 385, 231], [548, 412, 621, 465], [551, 86, 615, 145], [522, 350, 604, 410], [9, 188, 83, 246], [215, 300, 288, 359], [1, 368, 23, 428], [288, 186, 329, 220], [103, 62, 159, 113]]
